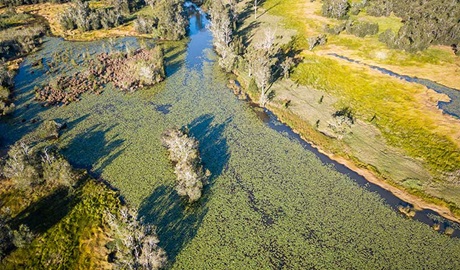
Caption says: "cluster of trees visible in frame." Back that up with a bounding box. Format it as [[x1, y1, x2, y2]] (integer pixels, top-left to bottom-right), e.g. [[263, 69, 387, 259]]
[[1, 121, 72, 191], [134, 0, 188, 41], [321, 0, 460, 53], [59, 0, 124, 32], [0, 63, 15, 116], [208, 0, 295, 106], [106, 207, 167, 269], [373, 0, 460, 53], [245, 28, 281, 106], [0, 0, 66, 6], [162, 128, 210, 203], [208, 0, 240, 72], [0, 10, 47, 62]]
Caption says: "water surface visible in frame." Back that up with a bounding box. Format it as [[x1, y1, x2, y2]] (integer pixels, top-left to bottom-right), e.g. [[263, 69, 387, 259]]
[[1, 4, 460, 269]]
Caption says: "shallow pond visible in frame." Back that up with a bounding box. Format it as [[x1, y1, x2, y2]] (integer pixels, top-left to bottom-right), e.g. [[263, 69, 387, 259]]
[[1, 4, 460, 269]]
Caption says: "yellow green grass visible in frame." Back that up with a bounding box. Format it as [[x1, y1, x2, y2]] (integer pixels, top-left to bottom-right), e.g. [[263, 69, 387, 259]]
[[292, 53, 460, 173], [241, 0, 460, 214], [262, 0, 460, 89], [1, 179, 120, 269]]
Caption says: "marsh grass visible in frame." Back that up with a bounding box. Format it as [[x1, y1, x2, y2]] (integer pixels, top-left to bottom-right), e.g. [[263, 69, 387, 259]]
[[1, 179, 121, 269], [2, 21, 460, 270], [291, 54, 460, 174]]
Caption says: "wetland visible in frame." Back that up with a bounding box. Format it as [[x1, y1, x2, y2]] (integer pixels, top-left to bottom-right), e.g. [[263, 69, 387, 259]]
[[1, 1, 460, 268]]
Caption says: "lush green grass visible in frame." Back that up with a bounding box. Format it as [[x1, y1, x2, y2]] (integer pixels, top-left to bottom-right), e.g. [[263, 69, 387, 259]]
[[2, 179, 120, 269], [291, 54, 460, 173]]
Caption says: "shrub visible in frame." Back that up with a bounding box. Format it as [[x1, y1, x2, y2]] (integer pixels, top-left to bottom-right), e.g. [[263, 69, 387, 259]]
[[346, 21, 379, 38], [307, 34, 327, 50], [12, 224, 35, 248], [134, 16, 157, 34], [324, 22, 347, 35], [321, 0, 350, 19], [366, 0, 392, 17]]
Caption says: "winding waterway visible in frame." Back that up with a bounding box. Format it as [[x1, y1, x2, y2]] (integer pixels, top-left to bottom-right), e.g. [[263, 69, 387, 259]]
[[329, 53, 460, 118], [1, 3, 460, 268]]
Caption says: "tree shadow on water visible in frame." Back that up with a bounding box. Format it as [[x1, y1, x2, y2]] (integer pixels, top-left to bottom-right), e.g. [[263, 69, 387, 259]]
[[139, 185, 208, 265], [138, 114, 231, 264], [63, 124, 126, 176], [187, 114, 231, 185]]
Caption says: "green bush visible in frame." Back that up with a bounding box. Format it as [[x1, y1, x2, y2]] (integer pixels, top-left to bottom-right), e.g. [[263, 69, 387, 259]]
[[346, 21, 379, 38], [321, 0, 350, 19]]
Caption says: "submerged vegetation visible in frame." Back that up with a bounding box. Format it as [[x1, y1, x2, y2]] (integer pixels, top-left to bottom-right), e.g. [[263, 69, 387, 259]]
[[1, 0, 460, 268]]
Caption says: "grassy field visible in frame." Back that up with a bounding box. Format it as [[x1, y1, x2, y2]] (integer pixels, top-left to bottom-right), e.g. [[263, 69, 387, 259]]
[[235, 0, 460, 215], [262, 0, 460, 89]]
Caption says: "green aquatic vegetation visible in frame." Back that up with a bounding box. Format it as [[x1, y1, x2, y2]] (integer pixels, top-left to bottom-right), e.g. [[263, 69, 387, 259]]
[[1, 32, 460, 269]]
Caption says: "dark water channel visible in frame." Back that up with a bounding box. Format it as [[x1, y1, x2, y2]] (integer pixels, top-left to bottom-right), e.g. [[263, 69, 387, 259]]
[[257, 107, 460, 236], [329, 53, 460, 119], [0, 1, 459, 244]]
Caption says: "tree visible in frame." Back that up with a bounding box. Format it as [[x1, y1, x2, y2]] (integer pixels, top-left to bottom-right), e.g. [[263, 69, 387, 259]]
[[280, 56, 294, 79], [245, 28, 279, 106], [208, 0, 237, 72], [106, 207, 167, 269], [254, 0, 259, 19], [156, 0, 188, 40], [162, 128, 210, 202], [3, 142, 40, 191]]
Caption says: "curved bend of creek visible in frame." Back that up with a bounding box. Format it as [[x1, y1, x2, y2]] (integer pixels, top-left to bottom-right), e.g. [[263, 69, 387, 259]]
[[329, 53, 460, 119], [1, 1, 459, 246]]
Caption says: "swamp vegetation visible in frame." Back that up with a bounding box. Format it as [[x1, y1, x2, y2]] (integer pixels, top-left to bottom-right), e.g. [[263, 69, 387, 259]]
[[0, 0, 460, 269]]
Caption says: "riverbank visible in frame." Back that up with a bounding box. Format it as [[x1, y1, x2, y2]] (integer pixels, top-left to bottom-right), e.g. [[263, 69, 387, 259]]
[[3, 3, 460, 267], [233, 0, 460, 222], [4, 3, 154, 42]]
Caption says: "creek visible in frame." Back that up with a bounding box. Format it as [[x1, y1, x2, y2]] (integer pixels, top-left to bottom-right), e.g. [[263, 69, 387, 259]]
[[329, 53, 460, 119], [1, 3, 460, 267]]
